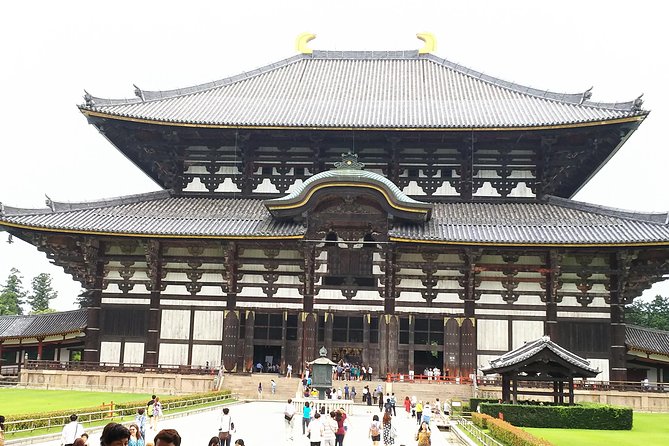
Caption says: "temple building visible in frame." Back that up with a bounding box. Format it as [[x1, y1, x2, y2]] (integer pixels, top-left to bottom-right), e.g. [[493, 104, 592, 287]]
[[2, 35, 669, 381]]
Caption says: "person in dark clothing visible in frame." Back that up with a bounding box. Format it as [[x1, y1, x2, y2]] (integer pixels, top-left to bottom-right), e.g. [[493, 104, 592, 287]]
[[383, 397, 393, 414], [378, 392, 384, 412]]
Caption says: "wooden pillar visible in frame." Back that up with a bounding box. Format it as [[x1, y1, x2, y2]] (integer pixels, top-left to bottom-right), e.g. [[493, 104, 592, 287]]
[[379, 315, 388, 376], [187, 309, 195, 365], [244, 311, 255, 372], [302, 245, 315, 313], [609, 252, 628, 382], [387, 315, 399, 375], [383, 245, 397, 314], [83, 242, 105, 363], [362, 314, 370, 367], [553, 381, 559, 404], [324, 313, 333, 361], [222, 310, 240, 372], [144, 240, 162, 366], [568, 377, 575, 405], [512, 375, 518, 404], [558, 381, 565, 405], [444, 318, 459, 378], [36, 338, 44, 360], [281, 311, 288, 372], [408, 315, 415, 376], [544, 250, 560, 340], [301, 312, 317, 366], [502, 374, 510, 402]]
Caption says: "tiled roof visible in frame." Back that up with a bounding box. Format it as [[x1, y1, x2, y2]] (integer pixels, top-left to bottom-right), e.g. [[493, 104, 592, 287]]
[[80, 50, 646, 129], [1, 193, 668, 244], [626, 325, 669, 356], [481, 336, 599, 376], [0, 309, 87, 340]]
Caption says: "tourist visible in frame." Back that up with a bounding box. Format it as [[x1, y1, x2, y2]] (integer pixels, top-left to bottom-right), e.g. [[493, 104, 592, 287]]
[[147, 395, 156, 430], [334, 410, 346, 446], [367, 366, 373, 381], [284, 398, 296, 442], [368, 414, 381, 446], [128, 423, 144, 446], [287, 363, 293, 378], [390, 394, 396, 416], [257, 382, 263, 399], [218, 407, 234, 446], [350, 386, 356, 402], [361, 366, 366, 382], [60, 414, 84, 446], [322, 411, 337, 446], [0, 415, 5, 446], [135, 408, 147, 440], [422, 402, 431, 425], [434, 398, 441, 415], [80, 433, 90, 446], [403, 396, 411, 418], [73, 439, 85, 446], [100, 423, 130, 446], [416, 421, 430, 446], [366, 386, 372, 407], [256, 362, 263, 373], [416, 401, 423, 425], [411, 396, 417, 417], [383, 397, 393, 414], [233, 440, 245, 446], [271, 379, 277, 394], [381, 412, 396, 446], [303, 401, 312, 435], [307, 411, 324, 445], [378, 391, 384, 412], [154, 429, 181, 446], [207, 437, 220, 446], [344, 384, 349, 399], [152, 397, 163, 429]]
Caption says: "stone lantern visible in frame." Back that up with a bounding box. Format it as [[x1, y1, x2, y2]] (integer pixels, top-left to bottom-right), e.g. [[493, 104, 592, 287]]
[[307, 346, 337, 400]]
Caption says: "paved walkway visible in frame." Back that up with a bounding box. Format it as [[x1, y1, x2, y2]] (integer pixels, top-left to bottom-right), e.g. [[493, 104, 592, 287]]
[[29, 402, 462, 446]]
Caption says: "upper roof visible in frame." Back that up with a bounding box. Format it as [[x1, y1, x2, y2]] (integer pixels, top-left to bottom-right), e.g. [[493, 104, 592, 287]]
[[1, 192, 668, 246], [79, 50, 646, 130], [481, 336, 599, 377], [0, 309, 87, 341], [626, 324, 669, 357]]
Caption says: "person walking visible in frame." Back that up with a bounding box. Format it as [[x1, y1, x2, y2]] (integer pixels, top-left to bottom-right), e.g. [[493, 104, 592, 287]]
[[146, 395, 156, 431], [390, 394, 396, 416], [334, 410, 346, 446], [350, 387, 356, 403], [128, 423, 144, 446], [208, 437, 220, 446], [287, 364, 293, 378], [322, 411, 337, 446], [415, 401, 423, 425], [381, 412, 396, 446], [60, 414, 84, 446], [302, 401, 312, 435], [416, 422, 431, 446], [378, 392, 384, 412], [257, 382, 263, 399], [152, 397, 163, 430], [135, 408, 147, 440], [368, 414, 381, 446], [0, 415, 6, 446], [284, 398, 296, 443], [99, 423, 130, 446], [271, 379, 277, 395], [218, 407, 234, 446], [307, 412, 324, 446], [403, 396, 411, 418], [422, 402, 431, 425]]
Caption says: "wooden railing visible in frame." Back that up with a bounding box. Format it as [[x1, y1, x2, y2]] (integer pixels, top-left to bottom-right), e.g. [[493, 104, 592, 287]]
[[23, 359, 220, 375], [477, 377, 669, 393], [385, 373, 473, 384]]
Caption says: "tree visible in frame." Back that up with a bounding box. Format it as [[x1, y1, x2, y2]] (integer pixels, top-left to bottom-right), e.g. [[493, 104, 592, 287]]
[[27, 273, 58, 313], [625, 295, 669, 331], [0, 268, 26, 315]]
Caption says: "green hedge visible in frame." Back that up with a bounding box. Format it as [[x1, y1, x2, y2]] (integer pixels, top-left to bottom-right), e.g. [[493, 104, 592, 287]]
[[486, 416, 555, 446], [469, 398, 498, 413], [479, 403, 633, 430], [5, 390, 232, 433]]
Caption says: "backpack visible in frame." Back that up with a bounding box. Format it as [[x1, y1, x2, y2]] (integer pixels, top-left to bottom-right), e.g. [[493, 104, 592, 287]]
[[148, 403, 154, 416], [370, 422, 380, 436]]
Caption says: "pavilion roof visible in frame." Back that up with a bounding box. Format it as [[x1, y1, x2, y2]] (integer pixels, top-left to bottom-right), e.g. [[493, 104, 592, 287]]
[[79, 50, 646, 130], [1, 192, 669, 245], [0, 309, 87, 341], [626, 324, 669, 357], [481, 336, 599, 377]]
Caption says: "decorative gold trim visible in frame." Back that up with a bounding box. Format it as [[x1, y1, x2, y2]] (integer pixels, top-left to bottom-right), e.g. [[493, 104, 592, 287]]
[[455, 317, 464, 327], [267, 183, 429, 214], [296, 33, 316, 54], [388, 236, 669, 248], [81, 109, 645, 132], [0, 221, 304, 240], [417, 33, 436, 54]]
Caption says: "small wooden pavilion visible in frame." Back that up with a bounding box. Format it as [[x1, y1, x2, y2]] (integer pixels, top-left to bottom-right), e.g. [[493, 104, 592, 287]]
[[481, 336, 599, 405]]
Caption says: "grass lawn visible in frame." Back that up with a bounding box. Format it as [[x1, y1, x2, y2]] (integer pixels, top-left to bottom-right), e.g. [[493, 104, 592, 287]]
[[0, 388, 148, 416], [524, 412, 669, 446]]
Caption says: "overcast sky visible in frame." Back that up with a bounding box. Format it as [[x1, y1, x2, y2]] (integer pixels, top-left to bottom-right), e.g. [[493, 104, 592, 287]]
[[1, 1, 668, 311]]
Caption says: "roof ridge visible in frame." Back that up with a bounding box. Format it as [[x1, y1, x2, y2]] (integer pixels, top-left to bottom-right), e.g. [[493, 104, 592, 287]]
[[81, 53, 307, 107], [1, 190, 171, 216], [626, 324, 669, 335], [545, 195, 669, 225]]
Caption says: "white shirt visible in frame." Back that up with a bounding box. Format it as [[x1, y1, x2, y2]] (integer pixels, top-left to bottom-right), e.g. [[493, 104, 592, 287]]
[[60, 421, 84, 445], [284, 402, 296, 418], [219, 413, 233, 432], [307, 418, 324, 441]]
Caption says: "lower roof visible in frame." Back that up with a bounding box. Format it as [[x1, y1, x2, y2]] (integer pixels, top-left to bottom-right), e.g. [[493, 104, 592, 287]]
[[1, 191, 668, 246], [0, 309, 87, 341], [626, 324, 669, 357]]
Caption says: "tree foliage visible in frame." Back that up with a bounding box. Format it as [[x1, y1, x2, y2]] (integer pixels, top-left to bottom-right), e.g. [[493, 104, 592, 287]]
[[625, 295, 669, 331], [0, 268, 26, 315], [27, 273, 58, 313]]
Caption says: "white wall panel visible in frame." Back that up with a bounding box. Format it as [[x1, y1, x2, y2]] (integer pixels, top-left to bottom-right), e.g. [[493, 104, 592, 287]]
[[193, 311, 224, 341], [123, 342, 145, 365], [477, 319, 508, 351], [160, 310, 191, 339], [587, 358, 609, 382], [512, 321, 545, 349], [191, 345, 222, 367], [100, 341, 121, 365], [158, 344, 189, 366]]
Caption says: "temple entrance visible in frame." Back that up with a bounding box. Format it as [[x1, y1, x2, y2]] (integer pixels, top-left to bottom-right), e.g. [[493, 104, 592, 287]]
[[253, 345, 281, 372], [331, 347, 363, 364], [414, 350, 443, 374]]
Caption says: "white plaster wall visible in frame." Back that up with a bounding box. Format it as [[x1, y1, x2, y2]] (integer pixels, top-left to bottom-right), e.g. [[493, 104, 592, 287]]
[[158, 344, 189, 366], [160, 310, 191, 339], [477, 354, 500, 373], [476, 309, 545, 317], [100, 341, 121, 365], [587, 358, 610, 382], [433, 181, 459, 196], [273, 287, 302, 298], [184, 177, 209, 192], [477, 319, 508, 351], [473, 181, 501, 197], [402, 181, 427, 196], [237, 286, 264, 297], [217, 177, 242, 193], [191, 345, 222, 367], [238, 301, 302, 310], [199, 286, 225, 296], [255, 178, 280, 193], [123, 342, 145, 365], [512, 320, 545, 349], [161, 300, 226, 307], [508, 182, 535, 198], [193, 311, 224, 341]]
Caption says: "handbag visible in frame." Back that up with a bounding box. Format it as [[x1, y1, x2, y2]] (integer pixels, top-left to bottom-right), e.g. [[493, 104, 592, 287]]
[[219, 431, 230, 441], [284, 414, 293, 421]]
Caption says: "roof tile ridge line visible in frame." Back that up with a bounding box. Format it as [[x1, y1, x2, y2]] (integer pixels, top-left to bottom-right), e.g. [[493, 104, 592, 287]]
[[47, 190, 173, 213], [82, 53, 307, 107], [544, 195, 669, 225], [311, 49, 420, 59], [627, 324, 669, 335], [423, 54, 633, 111]]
